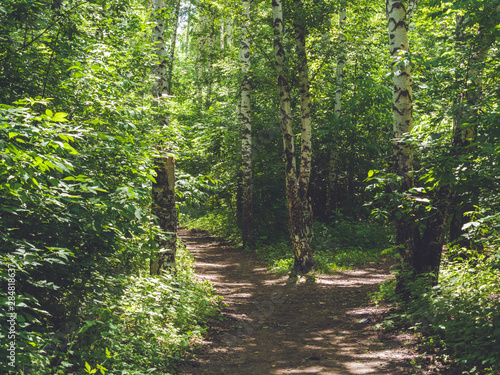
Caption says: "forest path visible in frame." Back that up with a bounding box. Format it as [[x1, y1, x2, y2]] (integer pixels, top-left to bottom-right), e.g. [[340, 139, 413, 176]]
[[177, 229, 419, 375]]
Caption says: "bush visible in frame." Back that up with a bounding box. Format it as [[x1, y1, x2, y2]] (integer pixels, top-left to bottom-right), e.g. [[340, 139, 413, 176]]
[[2, 239, 221, 375], [373, 247, 500, 374]]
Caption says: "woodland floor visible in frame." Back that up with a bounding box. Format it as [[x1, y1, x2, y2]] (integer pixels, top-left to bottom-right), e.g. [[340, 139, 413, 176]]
[[177, 229, 438, 375]]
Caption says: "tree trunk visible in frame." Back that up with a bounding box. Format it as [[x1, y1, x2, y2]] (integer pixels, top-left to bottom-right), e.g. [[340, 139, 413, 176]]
[[386, 0, 416, 291], [293, 0, 313, 241], [150, 0, 177, 275], [151, 154, 177, 275], [240, 0, 254, 247], [449, 18, 490, 247], [411, 17, 491, 286], [151, 0, 168, 106], [326, 8, 346, 215], [272, 0, 315, 275], [415, 186, 453, 284]]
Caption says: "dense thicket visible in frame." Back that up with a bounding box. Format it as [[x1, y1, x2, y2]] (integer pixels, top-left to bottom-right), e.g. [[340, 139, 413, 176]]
[[1, 0, 499, 373]]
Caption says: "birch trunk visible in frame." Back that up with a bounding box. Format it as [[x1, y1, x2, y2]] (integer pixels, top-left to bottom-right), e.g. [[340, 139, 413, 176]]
[[151, 154, 177, 275], [326, 8, 346, 215], [272, 0, 315, 275], [386, 0, 415, 289], [240, 0, 254, 247], [150, 0, 177, 275], [293, 0, 313, 241], [151, 0, 168, 107]]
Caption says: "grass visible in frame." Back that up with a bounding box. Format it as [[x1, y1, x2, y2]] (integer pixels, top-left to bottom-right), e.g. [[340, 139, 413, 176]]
[[180, 206, 394, 275]]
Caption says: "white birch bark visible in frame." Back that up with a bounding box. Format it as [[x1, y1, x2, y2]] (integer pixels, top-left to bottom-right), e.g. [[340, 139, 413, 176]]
[[387, 0, 413, 191], [150, 0, 176, 275], [387, 0, 415, 291], [272, 0, 315, 275], [151, 0, 168, 111], [240, 0, 254, 247], [293, 0, 313, 240]]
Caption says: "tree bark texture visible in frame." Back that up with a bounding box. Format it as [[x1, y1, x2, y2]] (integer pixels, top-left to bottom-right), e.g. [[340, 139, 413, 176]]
[[150, 0, 177, 275], [293, 0, 313, 241], [151, 0, 168, 109], [387, 0, 417, 290], [151, 155, 177, 275], [272, 0, 315, 274], [387, 0, 413, 192], [240, 0, 254, 247]]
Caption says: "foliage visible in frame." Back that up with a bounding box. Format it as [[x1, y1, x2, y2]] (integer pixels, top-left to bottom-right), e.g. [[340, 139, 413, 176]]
[[179, 206, 242, 245], [373, 246, 500, 374], [1, 0, 499, 372], [188, 213, 394, 275], [2, 239, 220, 375]]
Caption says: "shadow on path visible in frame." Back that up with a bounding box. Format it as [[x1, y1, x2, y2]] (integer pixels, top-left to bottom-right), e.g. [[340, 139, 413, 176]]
[[178, 229, 418, 375]]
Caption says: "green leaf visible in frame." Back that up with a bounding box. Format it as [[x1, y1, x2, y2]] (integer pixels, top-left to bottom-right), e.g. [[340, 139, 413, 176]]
[[51, 112, 68, 122]]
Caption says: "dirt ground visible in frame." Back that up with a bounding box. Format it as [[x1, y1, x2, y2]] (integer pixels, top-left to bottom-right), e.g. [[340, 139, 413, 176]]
[[177, 229, 432, 375]]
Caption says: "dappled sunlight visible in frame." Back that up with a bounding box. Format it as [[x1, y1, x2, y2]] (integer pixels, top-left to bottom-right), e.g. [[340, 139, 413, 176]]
[[178, 230, 416, 375]]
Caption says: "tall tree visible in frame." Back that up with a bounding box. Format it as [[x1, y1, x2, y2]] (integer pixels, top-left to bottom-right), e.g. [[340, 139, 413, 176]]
[[240, 0, 254, 247], [386, 0, 415, 290], [405, 6, 493, 287], [150, 0, 177, 275], [272, 0, 315, 275], [293, 0, 314, 241]]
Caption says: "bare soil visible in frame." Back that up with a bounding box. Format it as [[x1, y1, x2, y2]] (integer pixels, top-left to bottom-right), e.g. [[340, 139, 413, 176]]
[[177, 229, 430, 375]]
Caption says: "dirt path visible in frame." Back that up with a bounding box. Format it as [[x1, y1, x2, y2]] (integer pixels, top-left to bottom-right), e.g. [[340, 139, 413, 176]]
[[177, 229, 421, 375]]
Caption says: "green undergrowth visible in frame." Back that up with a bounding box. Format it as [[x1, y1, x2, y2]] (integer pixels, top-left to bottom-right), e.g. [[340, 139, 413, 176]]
[[373, 246, 500, 375], [179, 207, 242, 245], [180, 207, 394, 276], [259, 219, 394, 275], [9, 239, 221, 375]]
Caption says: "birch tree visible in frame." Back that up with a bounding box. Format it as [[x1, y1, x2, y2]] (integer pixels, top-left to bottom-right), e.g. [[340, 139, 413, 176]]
[[293, 0, 313, 241], [150, 0, 177, 275], [386, 0, 415, 288], [272, 0, 315, 275], [240, 0, 254, 247]]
